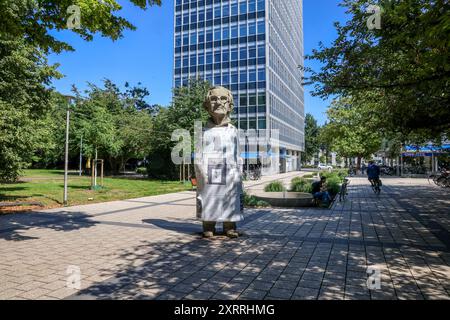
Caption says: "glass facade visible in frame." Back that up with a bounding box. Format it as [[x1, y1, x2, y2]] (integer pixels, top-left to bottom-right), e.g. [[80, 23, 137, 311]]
[[173, 0, 304, 155]]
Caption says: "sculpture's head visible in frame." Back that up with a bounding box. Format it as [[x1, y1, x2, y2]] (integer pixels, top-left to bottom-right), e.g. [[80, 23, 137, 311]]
[[203, 86, 234, 126]]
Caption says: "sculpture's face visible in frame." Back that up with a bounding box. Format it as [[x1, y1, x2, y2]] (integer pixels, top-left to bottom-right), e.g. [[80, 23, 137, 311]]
[[206, 88, 231, 119]]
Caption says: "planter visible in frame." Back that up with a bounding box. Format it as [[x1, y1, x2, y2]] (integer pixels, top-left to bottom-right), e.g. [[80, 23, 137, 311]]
[[251, 191, 314, 208]]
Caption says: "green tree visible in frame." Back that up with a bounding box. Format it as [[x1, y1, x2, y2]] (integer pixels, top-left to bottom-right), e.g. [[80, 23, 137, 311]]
[[0, 0, 163, 181], [70, 80, 154, 175], [0, 39, 61, 181], [0, 0, 162, 53], [305, 0, 450, 138], [304, 113, 321, 163], [320, 96, 382, 169], [148, 79, 211, 179]]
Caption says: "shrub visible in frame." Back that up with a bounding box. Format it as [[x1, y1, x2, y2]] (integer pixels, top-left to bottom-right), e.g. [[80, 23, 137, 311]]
[[264, 181, 286, 192], [302, 174, 314, 179], [326, 176, 341, 196], [290, 178, 312, 193], [136, 167, 147, 175], [244, 193, 270, 207], [319, 171, 345, 183]]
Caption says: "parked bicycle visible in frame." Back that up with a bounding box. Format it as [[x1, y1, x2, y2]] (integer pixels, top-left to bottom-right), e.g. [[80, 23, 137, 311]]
[[243, 168, 262, 181], [428, 169, 450, 188], [380, 165, 395, 176], [348, 167, 356, 176], [339, 178, 350, 202]]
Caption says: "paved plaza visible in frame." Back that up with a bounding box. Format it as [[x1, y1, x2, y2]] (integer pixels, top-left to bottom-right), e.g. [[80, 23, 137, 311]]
[[0, 174, 449, 300]]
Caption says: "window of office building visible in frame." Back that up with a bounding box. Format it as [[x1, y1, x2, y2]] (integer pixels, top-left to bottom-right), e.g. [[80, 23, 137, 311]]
[[231, 71, 238, 83], [239, 23, 247, 37], [182, 34, 189, 46], [191, 12, 197, 24], [249, 69, 257, 82], [222, 26, 230, 40], [249, 22, 257, 36], [257, 0, 265, 11], [206, 30, 213, 42], [249, 46, 256, 58], [223, 3, 230, 16], [206, 8, 213, 20], [258, 44, 265, 57], [258, 68, 266, 81], [206, 52, 213, 64], [223, 73, 230, 85], [222, 49, 230, 62], [257, 21, 265, 34], [240, 94, 247, 106], [190, 32, 197, 45], [239, 70, 247, 82], [231, 2, 238, 15], [249, 0, 256, 12], [239, 1, 247, 14], [231, 48, 238, 60], [214, 6, 221, 19], [199, 30, 205, 43], [258, 119, 266, 129], [214, 51, 221, 63], [231, 25, 238, 38], [240, 47, 247, 60], [214, 27, 221, 41], [198, 53, 205, 65]]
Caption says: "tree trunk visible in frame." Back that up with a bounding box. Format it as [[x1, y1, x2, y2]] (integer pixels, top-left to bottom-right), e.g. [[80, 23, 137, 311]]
[[357, 157, 362, 171]]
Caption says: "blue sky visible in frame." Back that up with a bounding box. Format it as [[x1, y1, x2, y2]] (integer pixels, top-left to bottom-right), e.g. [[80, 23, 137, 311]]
[[49, 0, 348, 125]]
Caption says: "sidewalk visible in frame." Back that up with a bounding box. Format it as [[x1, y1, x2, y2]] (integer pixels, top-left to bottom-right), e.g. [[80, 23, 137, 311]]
[[0, 176, 449, 300]]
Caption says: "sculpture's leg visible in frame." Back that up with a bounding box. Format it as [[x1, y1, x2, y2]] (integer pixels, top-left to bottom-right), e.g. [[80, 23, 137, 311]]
[[223, 222, 239, 238], [202, 221, 216, 238]]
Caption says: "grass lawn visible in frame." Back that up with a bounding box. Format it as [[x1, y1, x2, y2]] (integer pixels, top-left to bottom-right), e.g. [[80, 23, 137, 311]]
[[0, 169, 191, 212]]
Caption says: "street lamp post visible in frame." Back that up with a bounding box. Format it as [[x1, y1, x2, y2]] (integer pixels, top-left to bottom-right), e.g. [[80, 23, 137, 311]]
[[63, 95, 75, 206]]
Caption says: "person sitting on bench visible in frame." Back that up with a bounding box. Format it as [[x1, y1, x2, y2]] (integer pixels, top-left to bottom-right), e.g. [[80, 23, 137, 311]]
[[312, 176, 331, 206]]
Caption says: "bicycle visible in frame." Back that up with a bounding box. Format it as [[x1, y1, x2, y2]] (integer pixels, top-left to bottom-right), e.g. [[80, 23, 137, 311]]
[[369, 178, 382, 195], [428, 169, 450, 188], [339, 178, 350, 202], [243, 168, 262, 181]]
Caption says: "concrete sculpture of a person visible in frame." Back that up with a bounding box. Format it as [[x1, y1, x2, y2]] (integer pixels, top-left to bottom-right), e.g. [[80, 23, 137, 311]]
[[195, 86, 244, 238]]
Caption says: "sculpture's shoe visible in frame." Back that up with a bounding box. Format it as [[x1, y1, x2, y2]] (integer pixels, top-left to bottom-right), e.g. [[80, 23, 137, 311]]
[[226, 230, 239, 238], [203, 231, 214, 238]]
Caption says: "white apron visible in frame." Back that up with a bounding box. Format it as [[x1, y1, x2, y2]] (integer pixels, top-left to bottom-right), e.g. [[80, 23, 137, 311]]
[[194, 124, 244, 222]]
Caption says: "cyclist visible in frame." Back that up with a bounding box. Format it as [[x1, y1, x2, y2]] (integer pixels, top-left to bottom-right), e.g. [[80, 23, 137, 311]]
[[367, 160, 382, 191]]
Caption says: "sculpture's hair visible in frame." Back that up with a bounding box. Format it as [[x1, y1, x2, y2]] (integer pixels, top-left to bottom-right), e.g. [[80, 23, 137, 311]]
[[203, 86, 234, 113]]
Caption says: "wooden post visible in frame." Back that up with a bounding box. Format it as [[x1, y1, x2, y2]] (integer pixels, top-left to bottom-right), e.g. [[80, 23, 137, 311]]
[[94, 148, 98, 187], [91, 158, 95, 189], [100, 160, 104, 187], [182, 160, 185, 183]]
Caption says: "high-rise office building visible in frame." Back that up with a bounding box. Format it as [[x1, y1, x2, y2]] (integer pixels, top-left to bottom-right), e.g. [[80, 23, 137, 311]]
[[173, 0, 304, 173]]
